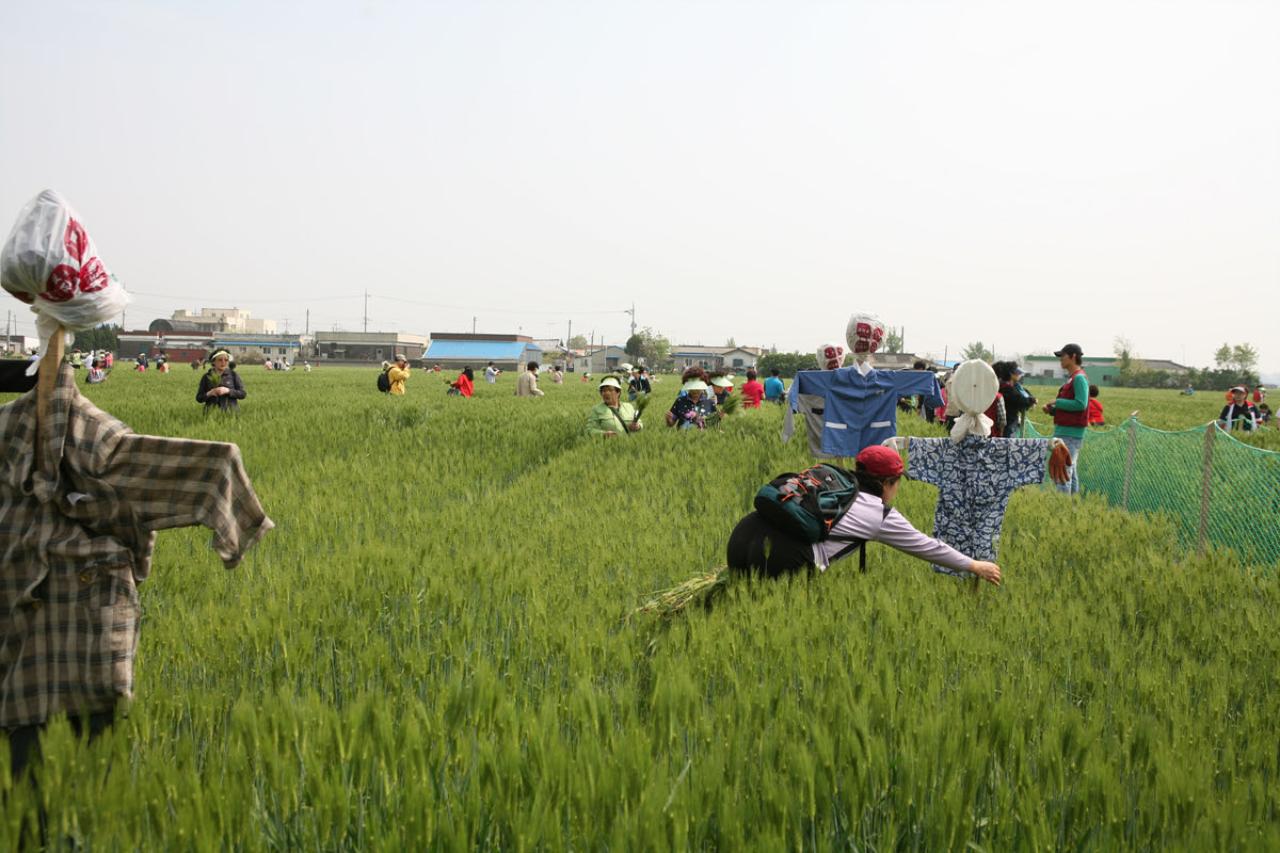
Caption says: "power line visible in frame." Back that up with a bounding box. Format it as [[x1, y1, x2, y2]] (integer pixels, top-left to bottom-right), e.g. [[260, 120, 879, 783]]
[[370, 293, 628, 316]]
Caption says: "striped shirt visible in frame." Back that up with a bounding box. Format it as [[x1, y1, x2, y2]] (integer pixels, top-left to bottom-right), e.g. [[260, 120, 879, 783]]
[[1, 366, 273, 727]]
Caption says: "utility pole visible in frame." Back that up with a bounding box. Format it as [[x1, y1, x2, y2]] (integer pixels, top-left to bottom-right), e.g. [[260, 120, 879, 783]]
[[305, 309, 310, 336], [472, 316, 477, 334], [625, 302, 636, 339], [363, 290, 369, 333], [566, 319, 572, 350]]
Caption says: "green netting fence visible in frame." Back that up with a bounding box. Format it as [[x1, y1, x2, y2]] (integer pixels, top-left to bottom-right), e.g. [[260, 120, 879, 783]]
[[1020, 417, 1280, 567]]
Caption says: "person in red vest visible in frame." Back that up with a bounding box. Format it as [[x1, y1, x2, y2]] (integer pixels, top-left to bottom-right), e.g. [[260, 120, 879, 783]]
[[1042, 343, 1089, 494]]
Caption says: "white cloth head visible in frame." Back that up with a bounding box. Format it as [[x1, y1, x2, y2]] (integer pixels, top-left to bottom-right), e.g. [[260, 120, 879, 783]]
[[947, 359, 999, 441]]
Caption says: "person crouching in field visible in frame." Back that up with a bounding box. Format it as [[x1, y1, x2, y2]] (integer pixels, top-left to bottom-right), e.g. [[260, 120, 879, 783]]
[[586, 376, 643, 437], [448, 366, 474, 397], [196, 350, 246, 414], [726, 446, 1002, 584]]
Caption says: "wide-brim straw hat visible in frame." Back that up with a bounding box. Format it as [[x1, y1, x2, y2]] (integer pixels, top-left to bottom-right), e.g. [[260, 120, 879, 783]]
[[598, 376, 623, 390], [681, 379, 709, 392], [709, 376, 733, 388]]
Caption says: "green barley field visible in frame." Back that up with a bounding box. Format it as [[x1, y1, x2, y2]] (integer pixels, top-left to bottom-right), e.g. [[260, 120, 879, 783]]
[[3, 367, 1279, 850]]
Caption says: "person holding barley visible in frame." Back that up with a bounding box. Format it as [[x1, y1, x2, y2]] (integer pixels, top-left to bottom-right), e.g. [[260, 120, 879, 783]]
[[586, 376, 642, 437], [196, 350, 246, 413]]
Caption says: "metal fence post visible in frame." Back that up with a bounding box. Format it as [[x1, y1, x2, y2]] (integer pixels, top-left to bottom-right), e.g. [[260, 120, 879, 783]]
[[1122, 417, 1137, 510], [1198, 423, 1215, 555]]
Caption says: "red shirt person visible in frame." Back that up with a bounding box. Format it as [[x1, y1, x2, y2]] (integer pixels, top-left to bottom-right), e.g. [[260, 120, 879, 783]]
[[740, 369, 765, 408], [450, 367, 475, 397], [1087, 385, 1104, 426]]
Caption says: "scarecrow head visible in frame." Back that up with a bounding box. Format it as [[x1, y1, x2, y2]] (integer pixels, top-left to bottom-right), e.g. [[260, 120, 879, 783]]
[[816, 342, 846, 371], [845, 314, 886, 364]]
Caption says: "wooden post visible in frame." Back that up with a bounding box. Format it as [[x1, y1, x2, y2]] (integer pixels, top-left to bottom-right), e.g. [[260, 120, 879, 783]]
[[1121, 417, 1137, 510], [34, 326, 67, 474], [1197, 422, 1215, 555]]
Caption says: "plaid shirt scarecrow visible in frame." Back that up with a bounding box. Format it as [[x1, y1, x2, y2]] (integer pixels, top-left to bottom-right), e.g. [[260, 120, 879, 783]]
[[0, 366, 273, 727]]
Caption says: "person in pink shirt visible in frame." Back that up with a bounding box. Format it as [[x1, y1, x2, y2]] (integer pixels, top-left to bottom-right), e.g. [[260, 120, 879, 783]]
[[740, 368, 765, 408]]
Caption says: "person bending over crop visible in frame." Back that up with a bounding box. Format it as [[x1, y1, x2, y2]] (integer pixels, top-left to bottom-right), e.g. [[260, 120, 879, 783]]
[[726, 446, 1002, 584], [586, 376, 643, 437]]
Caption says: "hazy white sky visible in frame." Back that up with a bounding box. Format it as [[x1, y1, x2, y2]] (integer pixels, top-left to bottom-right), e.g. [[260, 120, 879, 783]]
[[2, 1, 1277, 372]]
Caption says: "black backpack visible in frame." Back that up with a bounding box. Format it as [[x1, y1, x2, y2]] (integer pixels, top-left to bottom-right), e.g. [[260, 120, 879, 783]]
[[754, 463, 880, 571], [377, 369, 391, 393]]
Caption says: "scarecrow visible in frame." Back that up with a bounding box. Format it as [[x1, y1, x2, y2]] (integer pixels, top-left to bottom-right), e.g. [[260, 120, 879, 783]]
[[881, 359, 1071, 578], [0, 190, 274, 784], [783, 313, 942, 457]]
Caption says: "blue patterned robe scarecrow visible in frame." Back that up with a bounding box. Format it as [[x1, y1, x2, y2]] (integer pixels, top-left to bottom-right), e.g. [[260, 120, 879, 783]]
[[907, 436, 1049, 577]]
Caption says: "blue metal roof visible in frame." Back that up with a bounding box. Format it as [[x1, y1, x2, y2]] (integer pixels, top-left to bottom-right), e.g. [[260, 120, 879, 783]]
[[425, 340, 541, 359]]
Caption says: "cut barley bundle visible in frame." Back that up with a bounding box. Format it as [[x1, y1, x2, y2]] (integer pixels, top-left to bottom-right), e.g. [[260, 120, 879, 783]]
[[632, 392, 652, 424], [718, 393, 741, 416], [629, 566, 732, 621]]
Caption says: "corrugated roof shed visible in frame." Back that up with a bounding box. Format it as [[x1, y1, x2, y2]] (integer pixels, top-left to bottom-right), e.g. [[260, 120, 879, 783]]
[[425, 340, 541, 360]]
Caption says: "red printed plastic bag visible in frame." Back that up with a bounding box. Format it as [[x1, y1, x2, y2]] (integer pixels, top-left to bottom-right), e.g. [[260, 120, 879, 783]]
[[815, 341, 846, 370], [845, 313, 886, 359], [2, 190, 128, 372]]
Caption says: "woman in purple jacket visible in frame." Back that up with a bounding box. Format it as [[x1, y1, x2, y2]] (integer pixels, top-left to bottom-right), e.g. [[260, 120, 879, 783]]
[[726, 446, 1003, 586]]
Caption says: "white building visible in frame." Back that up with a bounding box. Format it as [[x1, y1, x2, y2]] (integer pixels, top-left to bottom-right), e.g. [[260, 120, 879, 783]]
[[671, 345, 767, 372], [171, 307, 277, 334]]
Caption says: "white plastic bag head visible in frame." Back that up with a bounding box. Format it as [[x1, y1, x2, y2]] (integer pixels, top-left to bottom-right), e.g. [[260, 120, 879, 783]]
[[1, 189, 128, 373], [845, 313, 885, 361], [816, 341, 846, 370]]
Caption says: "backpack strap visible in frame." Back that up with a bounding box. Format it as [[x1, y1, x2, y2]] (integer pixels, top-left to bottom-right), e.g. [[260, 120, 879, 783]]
[[826, 506, 890, 573]]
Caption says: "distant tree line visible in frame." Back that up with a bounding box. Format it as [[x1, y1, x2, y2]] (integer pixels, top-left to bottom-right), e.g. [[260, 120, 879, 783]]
[[72, 324, 120, 353], [1112, 340, 1260, 390]]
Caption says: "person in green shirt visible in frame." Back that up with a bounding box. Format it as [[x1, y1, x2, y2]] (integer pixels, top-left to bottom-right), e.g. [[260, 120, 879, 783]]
[[586, 376, 642, 438], [1042, 343, 1089, 494]]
